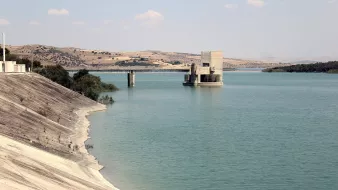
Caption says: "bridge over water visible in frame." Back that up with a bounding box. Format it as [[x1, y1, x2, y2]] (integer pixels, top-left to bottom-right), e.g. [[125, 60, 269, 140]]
[[67, 68, 190, 87]]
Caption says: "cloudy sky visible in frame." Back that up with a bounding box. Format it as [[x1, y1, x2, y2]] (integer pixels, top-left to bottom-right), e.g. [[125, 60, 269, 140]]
[[0, 0, 337, 60]]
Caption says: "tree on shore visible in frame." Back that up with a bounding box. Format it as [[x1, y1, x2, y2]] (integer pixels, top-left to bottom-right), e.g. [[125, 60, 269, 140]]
[[263, 61, 338, 73], [71, 69, 118, 101], [0, 47, 10, 56], [36, 65, 73, 88], [36, 67, 118, 101], [1, 49, 118, 102]]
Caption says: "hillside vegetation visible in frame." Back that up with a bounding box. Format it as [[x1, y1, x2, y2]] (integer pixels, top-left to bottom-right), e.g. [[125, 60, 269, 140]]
[[36, 66, 118, 101], [2, 47, 118, 101], [262, 61, 338, 73]]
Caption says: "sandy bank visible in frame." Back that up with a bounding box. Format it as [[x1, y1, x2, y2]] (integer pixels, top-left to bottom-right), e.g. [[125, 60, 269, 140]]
[[73, 105, 107, 170]]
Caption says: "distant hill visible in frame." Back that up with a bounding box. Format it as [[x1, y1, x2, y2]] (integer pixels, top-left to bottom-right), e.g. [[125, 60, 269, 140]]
[[263, 61, 338, 73], [7, 45, 282, 69], [290, 60, 319, 64]]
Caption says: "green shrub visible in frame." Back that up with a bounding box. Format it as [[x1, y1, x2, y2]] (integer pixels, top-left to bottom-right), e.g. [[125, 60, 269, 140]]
[[98, 95, 115, 104], [101, 82, 118, 91], [73, 69, 89, 81], [36, 67, 117, 101], [36, 65, 73, 88], [84, 88, 99, 101], [0, 47, 10, 57], [263, 61, 338, 73], [71, 69, 117, 101]]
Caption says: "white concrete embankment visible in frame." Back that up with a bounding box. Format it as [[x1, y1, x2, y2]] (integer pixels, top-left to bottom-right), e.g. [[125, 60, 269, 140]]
[[0, 73, 119, 190], [0, 104, 119, 190]]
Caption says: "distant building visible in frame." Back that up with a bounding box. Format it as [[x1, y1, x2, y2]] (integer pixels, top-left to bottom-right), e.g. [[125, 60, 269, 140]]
[[1, 33, 26, 73], [0, 61, 26, 73], [183, 51, 223, 87]]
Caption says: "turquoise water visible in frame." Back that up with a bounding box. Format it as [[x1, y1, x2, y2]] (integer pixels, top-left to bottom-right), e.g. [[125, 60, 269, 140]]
[[87, 72, 338, 190]]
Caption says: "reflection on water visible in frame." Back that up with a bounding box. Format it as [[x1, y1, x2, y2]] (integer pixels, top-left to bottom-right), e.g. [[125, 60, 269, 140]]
[[127, 88, 134, 101]]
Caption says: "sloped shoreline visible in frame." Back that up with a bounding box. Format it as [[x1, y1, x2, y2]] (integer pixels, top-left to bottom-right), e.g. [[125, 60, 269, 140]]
[[0, 73, 118, 189]]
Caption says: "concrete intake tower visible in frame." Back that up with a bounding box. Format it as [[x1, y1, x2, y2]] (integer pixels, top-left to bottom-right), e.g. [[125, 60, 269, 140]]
[[183, 51, 223, 87]]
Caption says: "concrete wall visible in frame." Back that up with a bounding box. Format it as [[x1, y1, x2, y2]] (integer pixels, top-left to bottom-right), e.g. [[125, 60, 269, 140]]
[[210, 51, 223, 71], [201, 51, 211, 66], [199, 51, 223, 74], [201, 51, 223, 71], [14, 65, 19, 72], [197, 67, 210, 74], [5, 61, 15, 72], [1, 62, 26, 73], [19, 64, 26, 72]]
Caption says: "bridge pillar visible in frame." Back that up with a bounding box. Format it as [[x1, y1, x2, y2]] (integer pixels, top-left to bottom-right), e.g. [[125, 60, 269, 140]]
[[128, 70, 135, 87]]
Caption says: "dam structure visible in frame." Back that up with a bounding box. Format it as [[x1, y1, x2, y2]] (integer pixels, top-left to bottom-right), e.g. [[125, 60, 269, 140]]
[[183, 51, 223, 87]]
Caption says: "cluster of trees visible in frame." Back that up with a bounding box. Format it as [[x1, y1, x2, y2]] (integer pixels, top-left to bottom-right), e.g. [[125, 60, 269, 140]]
[[0, 47, 43, 70], [0, 47, 10, 56], [170, 61, 181, 65], [1, 47, 118, 102], [36, 67, 118, 101], [263, 61, 338, 73]]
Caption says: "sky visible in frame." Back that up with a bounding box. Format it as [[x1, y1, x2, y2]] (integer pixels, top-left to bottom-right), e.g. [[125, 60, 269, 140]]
[[0, 0, 338, 61]]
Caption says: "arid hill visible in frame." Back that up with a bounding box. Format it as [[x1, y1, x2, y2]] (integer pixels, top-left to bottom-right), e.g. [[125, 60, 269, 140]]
[[7, 45, 282, 69]]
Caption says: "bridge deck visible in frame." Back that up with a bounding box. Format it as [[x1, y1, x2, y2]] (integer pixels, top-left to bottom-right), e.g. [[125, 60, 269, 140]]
[[67, 69, 190, 72]]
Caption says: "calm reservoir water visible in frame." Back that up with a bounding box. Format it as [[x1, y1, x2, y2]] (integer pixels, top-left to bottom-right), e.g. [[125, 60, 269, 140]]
[[87, 72, 338, 190]]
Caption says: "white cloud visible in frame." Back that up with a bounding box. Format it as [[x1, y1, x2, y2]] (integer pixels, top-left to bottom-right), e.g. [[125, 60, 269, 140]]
[[248, 0, 265, 7], [224, 4, 238, 9], [48, 9, 69, 16], [103, 20, 113, 25], [135, 10, 164, 25], [0, 18, 10, 25], [72, 21, 85, 25], [328, 0, 337, 3], [29, 21, 40, 25]]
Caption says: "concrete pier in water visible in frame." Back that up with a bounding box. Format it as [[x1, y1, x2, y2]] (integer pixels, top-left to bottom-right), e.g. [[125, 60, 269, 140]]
[[183, 51, 224, 87], [128, 71, 135, 87]]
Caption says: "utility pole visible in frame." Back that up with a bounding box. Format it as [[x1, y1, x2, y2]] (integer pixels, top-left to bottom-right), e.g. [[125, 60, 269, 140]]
[[1, 32, 5, 73], [2, 32, 5, 63], [31, 55, 33, 72]]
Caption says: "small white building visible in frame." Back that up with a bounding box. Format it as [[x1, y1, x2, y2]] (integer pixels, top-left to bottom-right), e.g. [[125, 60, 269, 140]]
[[1, 33, 27, 73], [0, 61, 26, 73]]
